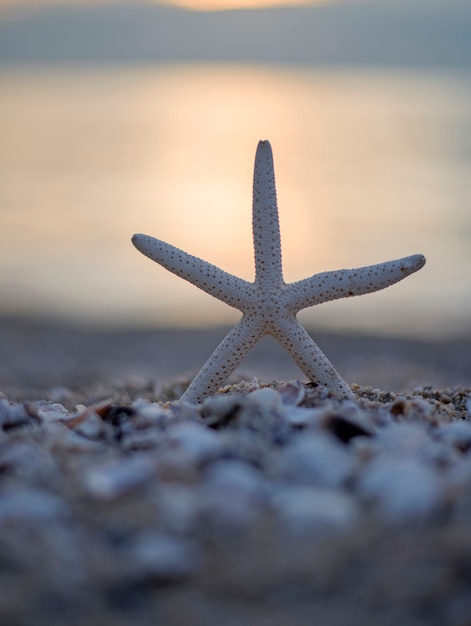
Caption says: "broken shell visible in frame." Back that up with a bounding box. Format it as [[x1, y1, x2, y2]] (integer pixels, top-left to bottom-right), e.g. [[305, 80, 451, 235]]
[[276, 380, 306, 406]]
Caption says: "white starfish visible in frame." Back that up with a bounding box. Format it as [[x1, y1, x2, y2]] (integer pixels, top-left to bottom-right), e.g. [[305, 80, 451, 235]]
[[133, 140, 425, 404]]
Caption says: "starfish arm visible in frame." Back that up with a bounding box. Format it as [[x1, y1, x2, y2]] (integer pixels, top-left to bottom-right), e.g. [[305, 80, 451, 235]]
[[287, 254, 426, 311], [132, 234, 252, 310], [272, 318, 353, 398], [252, 141, 284, 287], [180, 315, 264, 404]]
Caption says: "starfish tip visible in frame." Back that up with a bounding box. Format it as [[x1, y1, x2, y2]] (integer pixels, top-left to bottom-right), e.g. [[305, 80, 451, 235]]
[[413, 253, 426, 270], [131, 233, 146, 251]]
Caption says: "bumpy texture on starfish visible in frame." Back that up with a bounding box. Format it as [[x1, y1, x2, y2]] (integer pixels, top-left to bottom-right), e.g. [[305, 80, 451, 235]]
[[133, 140, 425, 404]]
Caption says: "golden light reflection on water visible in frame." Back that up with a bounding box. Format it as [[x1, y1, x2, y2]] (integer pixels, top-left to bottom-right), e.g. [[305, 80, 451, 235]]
[[1, 65, 470, 336]]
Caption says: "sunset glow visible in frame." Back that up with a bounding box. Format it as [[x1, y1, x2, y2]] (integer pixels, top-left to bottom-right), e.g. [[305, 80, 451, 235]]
[[0, 0, 335, 12], [159, 0, 332, 11]]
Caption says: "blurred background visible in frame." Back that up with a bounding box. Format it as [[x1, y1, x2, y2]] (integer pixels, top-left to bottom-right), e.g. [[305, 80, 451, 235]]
[[0, 0, 471, 391]]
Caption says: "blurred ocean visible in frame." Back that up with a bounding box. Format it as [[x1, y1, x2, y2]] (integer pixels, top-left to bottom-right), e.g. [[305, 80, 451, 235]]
[[1, 65, 470, 338]]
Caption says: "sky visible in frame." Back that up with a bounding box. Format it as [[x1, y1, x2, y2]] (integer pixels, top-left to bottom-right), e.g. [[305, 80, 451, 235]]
[[0, 0, 335, 11]]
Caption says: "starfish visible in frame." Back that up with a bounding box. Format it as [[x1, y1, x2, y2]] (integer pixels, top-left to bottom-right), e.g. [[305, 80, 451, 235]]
[[132, 140, 425, 404]]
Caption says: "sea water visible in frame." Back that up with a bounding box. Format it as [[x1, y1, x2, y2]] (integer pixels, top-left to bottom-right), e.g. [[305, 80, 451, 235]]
[[1, 64, 470, 337]]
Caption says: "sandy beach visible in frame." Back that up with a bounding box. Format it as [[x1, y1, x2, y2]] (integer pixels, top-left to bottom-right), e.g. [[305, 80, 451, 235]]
[[1, 316, 471, 626], [2, 315, 471, 400]]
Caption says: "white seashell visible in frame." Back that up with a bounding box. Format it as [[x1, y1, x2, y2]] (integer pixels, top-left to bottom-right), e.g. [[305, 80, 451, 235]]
[[435, 420, 471, 453], [201, 460, 267, 528], [373, 422, 431, 455], [120, 428, 164, 451], [274, 432, 356, 488], [271, 486, 359, 535], [81, 455, 157, 500], [132, 400, 172, 428], [74, 413, 106, 439], [281, 406, 320, 427], [356, 456, 443, 523], [245, 387, 283, 410], [202, 394, 244, 427], [204, 459, 266, 499], [165, 421, 223, 464], [41, 421, 106, 452], [0, 400, 34, 431], [31, 401, 69, 422], [276, 380, 306, 406]]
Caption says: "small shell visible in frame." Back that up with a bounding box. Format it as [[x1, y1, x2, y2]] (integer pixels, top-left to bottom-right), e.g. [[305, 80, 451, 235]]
[[131, 401, 172, 429], [389, 396, 436, 424], [81, 455, 157, 500], [165, 421, 223, 465], [276, 380, 306, 406], [29, 401, 69, 422], [0, 400, 37, 431], [273, 432, 356, 488], [245, 387, 283, 410], [356, 456, 443, 523], [202, 394, 244, 428], [41, 421, 106, 452], [435, 420, 471, 453]]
